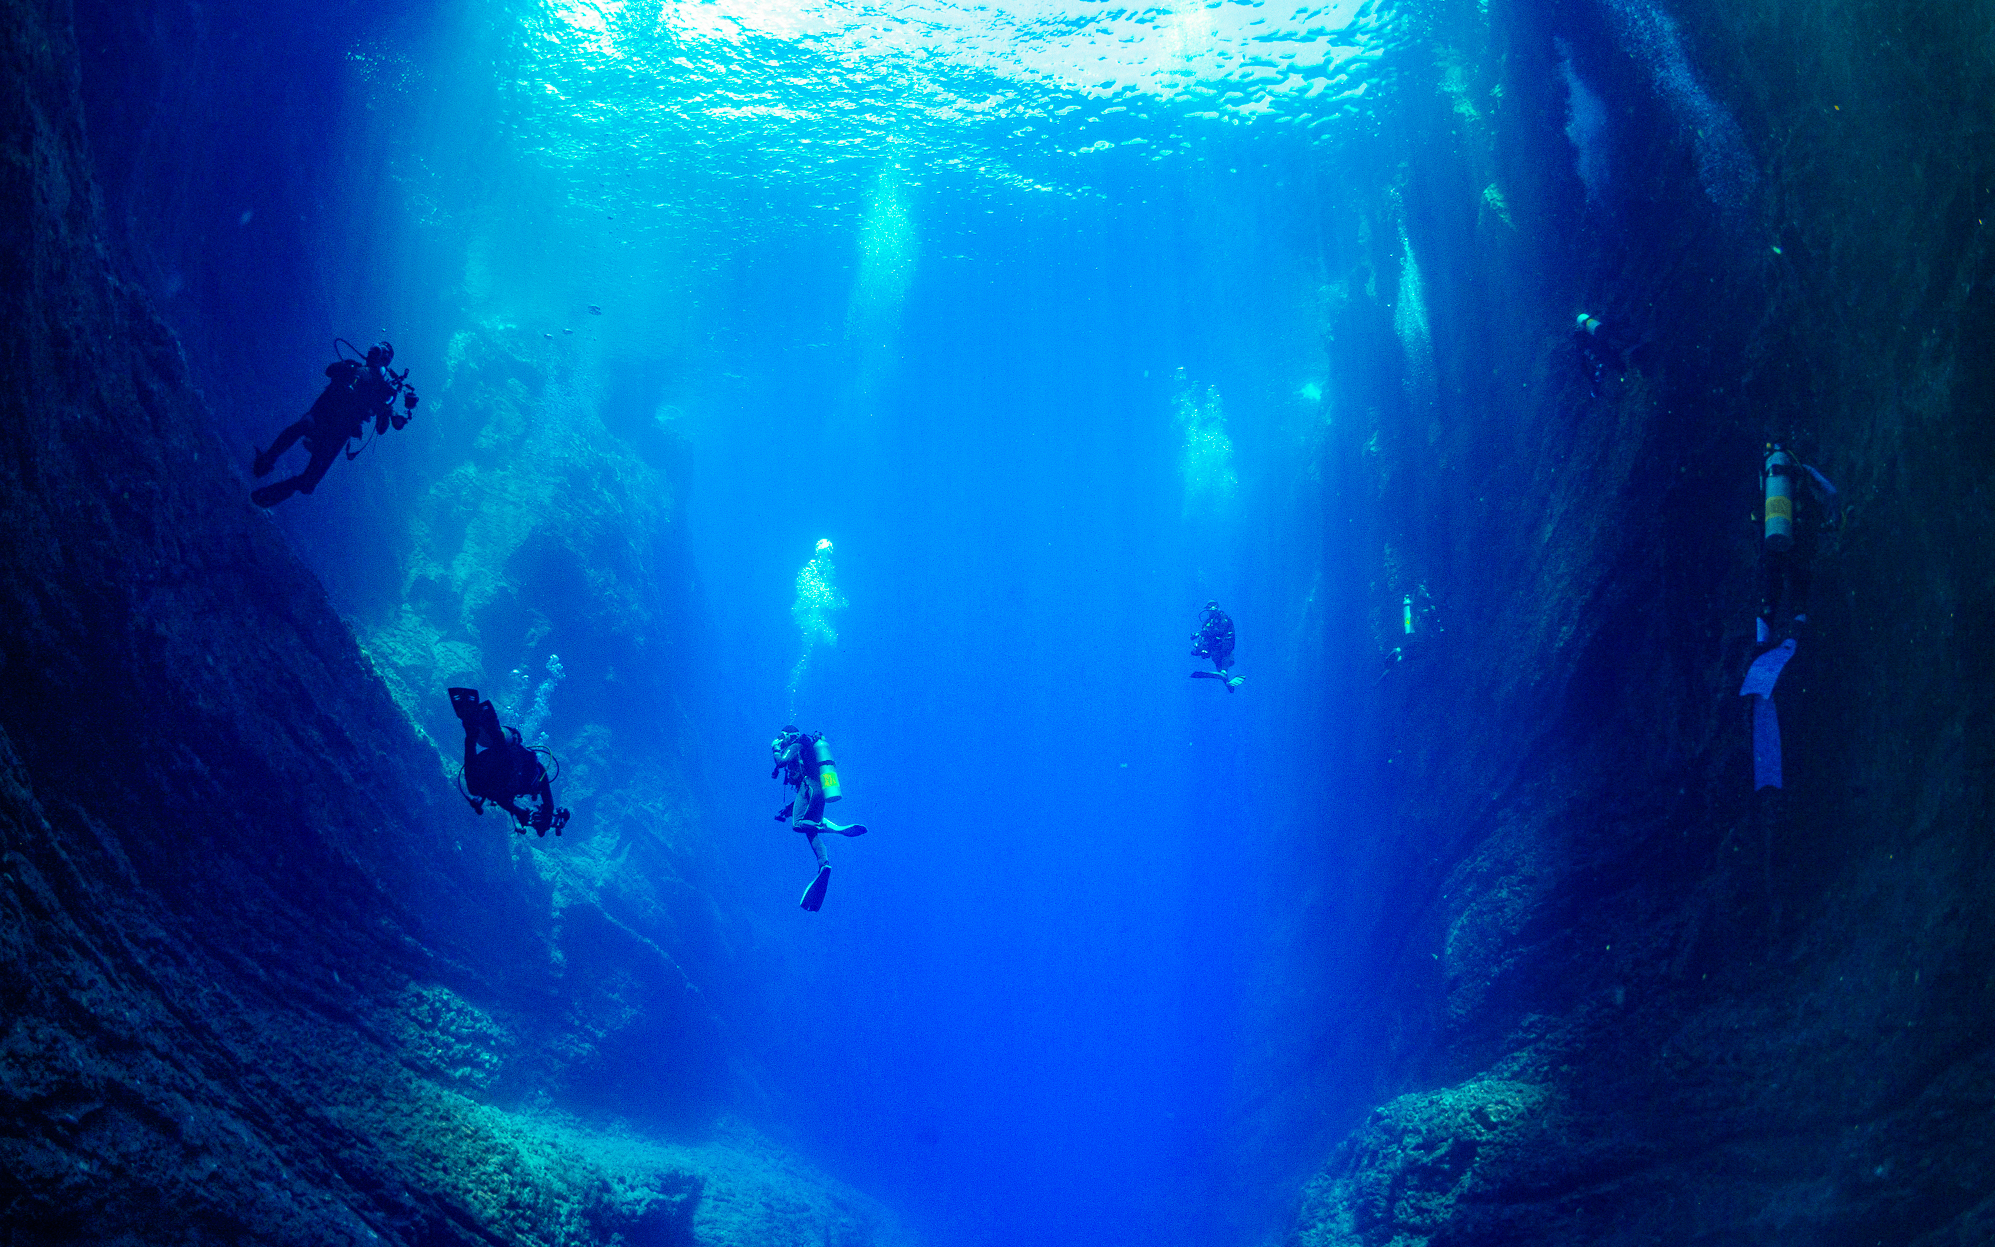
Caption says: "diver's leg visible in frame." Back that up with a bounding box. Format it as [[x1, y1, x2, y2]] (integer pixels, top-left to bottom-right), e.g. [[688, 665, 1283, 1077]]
[[255, 419, 310, 476], [1757, 551, 1783, 644], [294, 443, 340, 495], [473, 700, 506, 751], [254, 442, 338, 506], [451, 694, 480, 762], [251, 474, 305, 508], [1788, 535, 1814, 629], [798, 822, 834, 911], [791, 776, 826, 831]]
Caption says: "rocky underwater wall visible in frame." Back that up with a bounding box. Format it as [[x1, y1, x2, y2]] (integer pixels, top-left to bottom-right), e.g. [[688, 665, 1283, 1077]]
[[0, 2, 908, 1243], [1273, 0, 1995, 1242]]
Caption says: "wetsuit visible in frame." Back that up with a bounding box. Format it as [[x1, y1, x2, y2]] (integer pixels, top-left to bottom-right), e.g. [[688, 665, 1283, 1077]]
[[775, 732, 835, 872], [1192, 608, 1236, 673], [1759, 460, 1836, 646], [774, 729, 866, 873], [452, 689, 561, 834], [252, 357, 404, 508]]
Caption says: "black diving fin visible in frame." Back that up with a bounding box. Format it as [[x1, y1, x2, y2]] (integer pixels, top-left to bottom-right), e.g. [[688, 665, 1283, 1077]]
[[800, 866, 831, 912]]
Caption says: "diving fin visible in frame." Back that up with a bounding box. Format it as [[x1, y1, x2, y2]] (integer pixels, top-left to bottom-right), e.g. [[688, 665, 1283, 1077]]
[[823, 821, 868, 837], [1752, 694, 1783, 790], [1225, 675, 1245, 690], [1190, 671, 1222, 680], [800, 866, 831, 912], [1741, 639, 1796, 698]]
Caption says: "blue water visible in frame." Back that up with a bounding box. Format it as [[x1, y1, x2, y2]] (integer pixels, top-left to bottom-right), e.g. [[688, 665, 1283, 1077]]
[[222, 1, 1413, 1242], [688, 200, 1301, 1247], [680, 179, 1325, 1246]]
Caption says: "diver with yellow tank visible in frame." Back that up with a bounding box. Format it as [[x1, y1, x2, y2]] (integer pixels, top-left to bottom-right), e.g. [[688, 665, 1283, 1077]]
[[1757, 443, 1839, 650], [772, 725, 868, 911]]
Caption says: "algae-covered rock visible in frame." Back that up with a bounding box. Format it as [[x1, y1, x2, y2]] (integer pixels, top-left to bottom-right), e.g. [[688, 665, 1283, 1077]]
[[362, 322, 681, 764], [1289, 1080, 1556, 1247]]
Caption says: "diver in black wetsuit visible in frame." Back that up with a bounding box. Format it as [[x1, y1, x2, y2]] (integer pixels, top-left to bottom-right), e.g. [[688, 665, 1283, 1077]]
[[1756, 444, 1839, 651], [449, 687, 569, 836], [772, 725, 867, 911], [252, 341, 418, 507], [1190, 601, 1243, 691]]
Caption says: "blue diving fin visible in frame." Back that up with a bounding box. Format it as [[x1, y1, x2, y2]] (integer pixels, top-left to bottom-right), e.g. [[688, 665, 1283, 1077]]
[[1741, 639, 1796, 698], [1752, 695, 1783, 790], [1741, 638, 1797, 791], [800, 866, 831, 912]]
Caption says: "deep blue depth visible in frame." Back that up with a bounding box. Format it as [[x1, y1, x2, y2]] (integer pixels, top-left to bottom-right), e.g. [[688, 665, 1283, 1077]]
[[683, 185, 1331, 1247]]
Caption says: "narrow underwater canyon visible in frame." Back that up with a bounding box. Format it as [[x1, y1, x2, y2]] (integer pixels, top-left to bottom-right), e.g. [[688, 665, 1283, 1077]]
[[3, 0, 1993, 1244]]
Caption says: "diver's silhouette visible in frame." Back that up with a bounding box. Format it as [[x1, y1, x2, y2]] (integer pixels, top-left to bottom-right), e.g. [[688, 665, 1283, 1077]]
[[1190, 601, 1243, 691], [449, 687, 568, 836], [1757, 443, 1838, 650], [252, 340, 417, 507]]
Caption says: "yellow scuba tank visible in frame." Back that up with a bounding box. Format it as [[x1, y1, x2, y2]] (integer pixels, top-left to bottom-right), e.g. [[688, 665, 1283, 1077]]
[[1763, 446, 1796, 553], [811, 735, 842, 802], [1402, 595, 1414, 636]]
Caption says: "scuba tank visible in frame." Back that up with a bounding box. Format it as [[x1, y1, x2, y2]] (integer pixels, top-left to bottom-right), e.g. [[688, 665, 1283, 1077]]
[[811, 734, 843, 802], [1763, 446, 1796, 553], [1402, 595, 1415, 636]]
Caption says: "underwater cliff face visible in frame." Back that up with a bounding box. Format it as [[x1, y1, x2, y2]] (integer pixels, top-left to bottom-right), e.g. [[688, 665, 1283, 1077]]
[[0, 2, 907, 1242], [1273, 0, 1995, 1242]]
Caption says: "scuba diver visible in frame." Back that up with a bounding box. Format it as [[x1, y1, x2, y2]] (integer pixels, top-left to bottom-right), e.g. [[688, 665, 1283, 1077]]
[[1190, 601, 1244, 691], [771, 725, 868, 912], [1757, 443, 1839, 649], [448, 687, 569, 836], [1384, 584, 1438, 669], [1573, 312, 1638, 396], [251, 340, 418, 508], [1742, 444, 1836, 794]]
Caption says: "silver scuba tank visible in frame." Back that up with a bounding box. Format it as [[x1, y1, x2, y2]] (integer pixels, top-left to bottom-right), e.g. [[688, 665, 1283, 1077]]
[[812, 735, 842, 802]]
